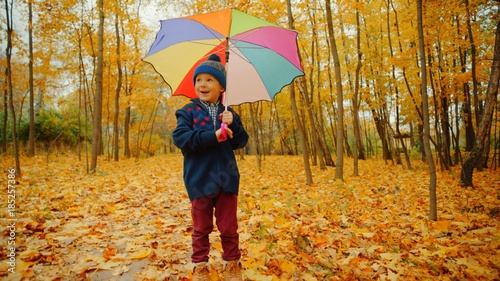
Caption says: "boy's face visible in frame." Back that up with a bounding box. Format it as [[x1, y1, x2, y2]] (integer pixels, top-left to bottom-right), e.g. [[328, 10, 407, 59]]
[[195, 73, 224, 103]]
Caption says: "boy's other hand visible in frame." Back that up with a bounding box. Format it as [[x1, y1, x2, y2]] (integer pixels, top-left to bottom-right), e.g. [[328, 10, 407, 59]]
[[216, 127, 233, 142]]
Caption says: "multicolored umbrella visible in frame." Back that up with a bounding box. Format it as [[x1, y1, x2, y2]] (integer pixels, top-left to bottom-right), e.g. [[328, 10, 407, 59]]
[[143, 8, 304, 106]]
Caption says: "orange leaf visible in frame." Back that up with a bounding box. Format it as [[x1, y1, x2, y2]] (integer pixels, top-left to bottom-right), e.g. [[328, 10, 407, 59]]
[[300, 251, 314, 263], [314, 235, 329, 247], [103, 245, 116, 260], [433, 220, 451, 231]]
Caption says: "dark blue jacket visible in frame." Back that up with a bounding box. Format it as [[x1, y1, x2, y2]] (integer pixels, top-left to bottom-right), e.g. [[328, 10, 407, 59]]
[[172, 98, 249, 201]]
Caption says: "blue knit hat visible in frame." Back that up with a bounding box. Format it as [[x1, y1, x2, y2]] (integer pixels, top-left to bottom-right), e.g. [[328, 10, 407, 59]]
[[193, 54, 226, 90]]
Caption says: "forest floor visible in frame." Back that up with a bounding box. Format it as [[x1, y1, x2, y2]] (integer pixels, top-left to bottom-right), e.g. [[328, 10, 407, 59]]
[[0, 153, 499, 280]]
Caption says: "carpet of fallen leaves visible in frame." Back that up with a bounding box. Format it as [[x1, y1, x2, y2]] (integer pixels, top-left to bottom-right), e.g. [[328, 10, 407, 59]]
[[1, 153, 499, 281]]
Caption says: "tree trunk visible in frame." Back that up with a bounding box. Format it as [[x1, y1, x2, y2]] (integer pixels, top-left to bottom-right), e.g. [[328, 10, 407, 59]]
[[326, 0, 344, 181], [257, 103, 266, 156], [28, 0, 35, 157], [461, 18, 500, 187], [428, 51, 447, 171], [371, 108, 391, 161], [453, 96, 462, 165], [113, 9, 122, 162], [266, 104, 275, 155], [296, 10, 326, 170], [386, 0, 412, 170], [5, 0, 21, 176], [312, 14, 336, 167], [286, 0, 313, 185], [417, 0, 437, 221], [146, 100, 159, 157], [249, 104, 262, 172], [124, 106, 131, 158], [91, 0, 104, 172], [440, 96, 453, 167], [464, 0, 481, 128], [351, 0, 362, 176], [464, 0, 477, 151], [2, 88, 6, 153]]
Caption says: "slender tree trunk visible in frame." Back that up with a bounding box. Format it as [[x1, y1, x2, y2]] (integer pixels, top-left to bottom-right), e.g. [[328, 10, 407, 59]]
[[464, 84, 475, 151], [146, 100, 159, 157], [106, 70, 111, 160], [274, 104, 285, 155], [286, 0, 312, 185], [441, 95, 453, 167], [77, 9, 86, 162], [461, 19, 500, 187], [428, 51, 446, 171], [78, 42, 82, 161], [91, 0, 104, 172], [371, 108, 391, 161], [295, 10, 325, 170], [352, 0, 361, 176], [76, 7, 91, 170], [257, 103, 266, 156], [326, 0, 344, 181], [28, 0, 35, 157], [134, 114, 144, 159], [266, 105, 275, 155], [2, 88, 6, 153], [311, 11, 335, 167], [124, 106, 131, 158], [387, 0, 412, 169], [113, 9, 122, 162], [84, 68, 90, 172], [464, 0, 476, 151], [5, 0, 21, 176], [465, 0, 480, 128], [249, 104, 262, 172], [454, 95, 462, 165], [417, 0, 437, 221]]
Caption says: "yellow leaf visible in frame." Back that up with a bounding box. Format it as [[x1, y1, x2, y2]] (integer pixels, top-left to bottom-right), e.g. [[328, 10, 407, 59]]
[[99, 260, 122, 270], [279, 258, 296, 274], [128, 247, 151, 260], [243, 269, 273, 281], [361, 232, 376, 238]]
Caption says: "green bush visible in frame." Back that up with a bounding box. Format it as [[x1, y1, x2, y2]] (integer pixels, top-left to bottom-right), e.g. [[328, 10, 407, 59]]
[[16, 107, 91, 149]]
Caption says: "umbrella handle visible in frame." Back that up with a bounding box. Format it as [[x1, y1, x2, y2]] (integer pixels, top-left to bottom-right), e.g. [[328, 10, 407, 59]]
[[221, 122, 228, 139]]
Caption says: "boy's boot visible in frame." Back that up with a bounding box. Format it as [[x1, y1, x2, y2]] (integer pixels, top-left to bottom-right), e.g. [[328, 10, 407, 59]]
[[192, 262, 210, 281], [224, 260, 243, 281]]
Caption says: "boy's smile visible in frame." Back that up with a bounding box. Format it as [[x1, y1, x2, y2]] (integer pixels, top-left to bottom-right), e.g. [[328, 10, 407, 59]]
[[195, 73, 225, 103]]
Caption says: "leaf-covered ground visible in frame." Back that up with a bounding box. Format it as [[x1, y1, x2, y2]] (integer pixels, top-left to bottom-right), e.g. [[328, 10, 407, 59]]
[[1, 154, 499, 280]]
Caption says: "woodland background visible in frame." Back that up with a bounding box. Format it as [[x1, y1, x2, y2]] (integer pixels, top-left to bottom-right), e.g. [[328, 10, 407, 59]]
[[1, 0, 498, 174], [1, 0, 500, 280]]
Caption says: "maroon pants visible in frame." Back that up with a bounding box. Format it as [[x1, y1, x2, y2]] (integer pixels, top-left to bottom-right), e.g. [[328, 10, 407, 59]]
[[191, 192, 241, 263]]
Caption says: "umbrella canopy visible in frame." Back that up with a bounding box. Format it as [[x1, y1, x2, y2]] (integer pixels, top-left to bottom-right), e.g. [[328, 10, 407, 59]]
[[143, 8, 304, 106]]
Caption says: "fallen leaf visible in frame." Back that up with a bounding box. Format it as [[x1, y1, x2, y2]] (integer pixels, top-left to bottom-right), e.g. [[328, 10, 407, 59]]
[[129, 247, 152, 260]]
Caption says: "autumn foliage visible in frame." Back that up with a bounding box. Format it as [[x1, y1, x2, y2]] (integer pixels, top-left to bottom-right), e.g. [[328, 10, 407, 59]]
[[1, 154, 499, 280], [1, 0, 500, 279]]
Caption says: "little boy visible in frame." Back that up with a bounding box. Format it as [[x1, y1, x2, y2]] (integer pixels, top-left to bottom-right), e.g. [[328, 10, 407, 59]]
[[172, 53, 249, 281]]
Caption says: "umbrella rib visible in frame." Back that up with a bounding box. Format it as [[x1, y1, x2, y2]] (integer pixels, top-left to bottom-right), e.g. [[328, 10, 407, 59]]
[[227, 27, 272, 63], [190, 41, 222, 47], [199, 22, 226, 45], [227, 44, 252, 64], [231, 27, 262, 43]]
